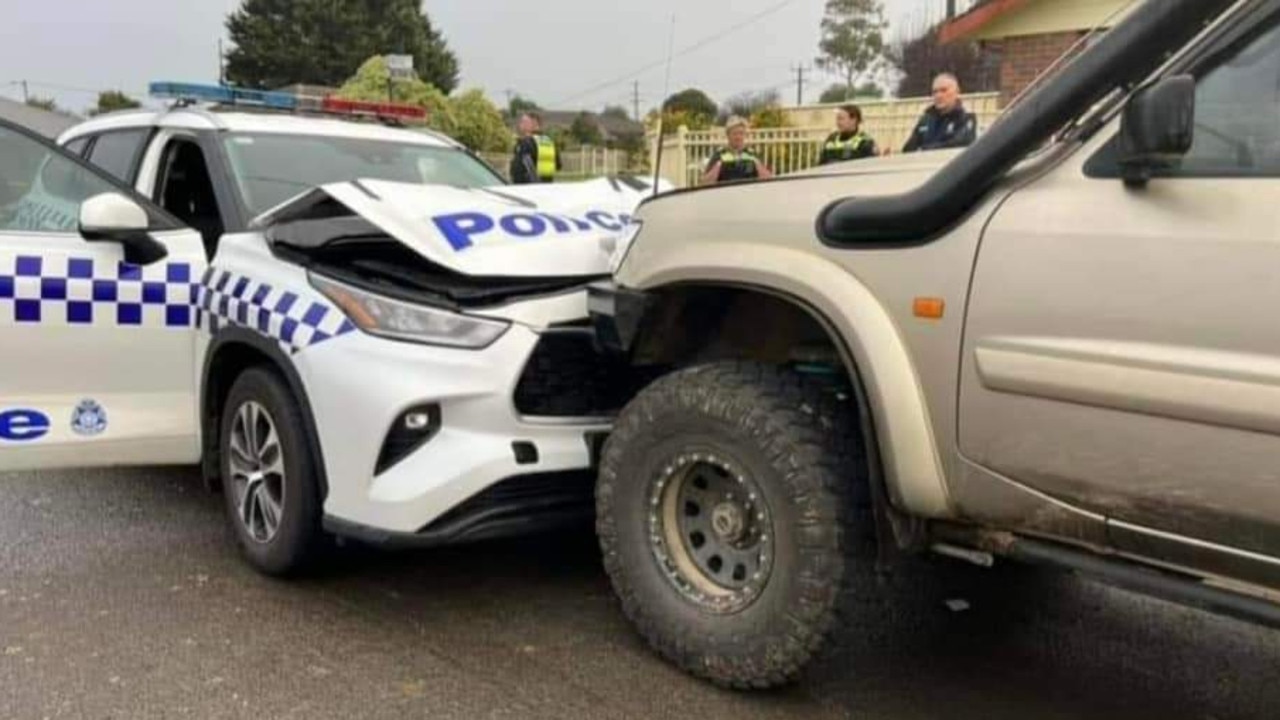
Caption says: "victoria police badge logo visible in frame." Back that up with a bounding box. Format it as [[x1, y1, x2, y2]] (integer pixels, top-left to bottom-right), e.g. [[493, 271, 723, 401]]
[[71, 400, 108, 437]]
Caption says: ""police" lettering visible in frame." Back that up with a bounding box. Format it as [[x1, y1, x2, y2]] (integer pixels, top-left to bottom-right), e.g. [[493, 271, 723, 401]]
[[0, 409, 51, 443], [431, 210, 634, 251]]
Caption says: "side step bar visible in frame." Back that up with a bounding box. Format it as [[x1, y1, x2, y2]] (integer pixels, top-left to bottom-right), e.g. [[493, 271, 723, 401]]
[[1004, 537, 1280, 630]]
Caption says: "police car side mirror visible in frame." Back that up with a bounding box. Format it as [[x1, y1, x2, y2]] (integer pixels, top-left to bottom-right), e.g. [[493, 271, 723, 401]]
[[1118, 75, 1196, 186], [79, 193, 168, 266]]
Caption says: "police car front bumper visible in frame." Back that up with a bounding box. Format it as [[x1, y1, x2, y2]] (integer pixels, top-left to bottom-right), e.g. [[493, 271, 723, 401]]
[[294, 291, 616, 539]]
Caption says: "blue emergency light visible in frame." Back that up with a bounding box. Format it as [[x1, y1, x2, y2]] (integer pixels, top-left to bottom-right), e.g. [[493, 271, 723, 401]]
[[149, 82, 298, 110], [146, 80, 429, 124]]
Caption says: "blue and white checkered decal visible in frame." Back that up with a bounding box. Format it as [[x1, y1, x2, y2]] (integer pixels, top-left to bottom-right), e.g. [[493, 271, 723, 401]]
[[0, 254, 195, 328], [194, 267, 355, 352]]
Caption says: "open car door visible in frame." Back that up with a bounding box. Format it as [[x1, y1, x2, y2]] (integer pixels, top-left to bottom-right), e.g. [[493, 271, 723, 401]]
[[0, 120, 207, 470]]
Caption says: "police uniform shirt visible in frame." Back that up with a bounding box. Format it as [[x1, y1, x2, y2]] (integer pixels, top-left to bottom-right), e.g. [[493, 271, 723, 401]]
[[819, 131, 878, 165], [902, 103, 978, 153], [706, 147, 763, 183], [510, 136, 540, 184]]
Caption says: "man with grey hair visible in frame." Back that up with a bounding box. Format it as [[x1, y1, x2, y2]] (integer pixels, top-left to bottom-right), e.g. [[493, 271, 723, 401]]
[[902, 72, 978, 153]]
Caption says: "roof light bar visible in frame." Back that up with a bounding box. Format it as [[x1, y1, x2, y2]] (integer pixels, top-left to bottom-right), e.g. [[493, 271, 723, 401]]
[[321, 97, 427, 121], [148, 81, 428, 124], [149, 82, 298, 110]]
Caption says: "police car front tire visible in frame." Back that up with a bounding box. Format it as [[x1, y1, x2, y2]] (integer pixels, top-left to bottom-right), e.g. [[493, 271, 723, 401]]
[[220, 367, 326, 576]]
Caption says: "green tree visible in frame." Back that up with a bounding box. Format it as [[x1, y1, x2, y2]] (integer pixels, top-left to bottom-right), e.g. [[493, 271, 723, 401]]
[[749, 104, 790, 129], [887, 24, 999, 98], [818, 81, 884, 103], [661, 88, 718, 122], [90, 90, 142, 117], [815, 0, 888, 94], [336, 58, 512, 153], [225, 0, 459, 93], [337, 56, 455, 133], [601, 105, 630, 122], [25, 97, 58, 112], [721, 89, 781, 122], [647, 108, 713, 135], [569, 112, 603, 146], [508, 94, 541, 119], [819, 84, 850, 104], [449, 89, 514, 153]]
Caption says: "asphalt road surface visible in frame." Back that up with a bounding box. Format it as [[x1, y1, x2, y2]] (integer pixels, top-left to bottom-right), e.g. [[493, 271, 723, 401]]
[[1, 467, 1277, 720]]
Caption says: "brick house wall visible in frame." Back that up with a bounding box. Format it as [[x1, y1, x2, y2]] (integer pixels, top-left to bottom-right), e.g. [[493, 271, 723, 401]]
[[985, 30, 1087, 105]]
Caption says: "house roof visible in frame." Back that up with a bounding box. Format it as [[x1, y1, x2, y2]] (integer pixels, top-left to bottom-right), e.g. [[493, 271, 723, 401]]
[[940, 0, 1031, 44], [940, 0, 1130, 44], [0, 95, 80, 138]]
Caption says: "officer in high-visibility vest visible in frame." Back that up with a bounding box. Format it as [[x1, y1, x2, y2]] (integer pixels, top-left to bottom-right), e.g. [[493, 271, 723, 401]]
[[819, 104, 879, 165], [510, 112, 561, 184], [701, 116, 774, 185]]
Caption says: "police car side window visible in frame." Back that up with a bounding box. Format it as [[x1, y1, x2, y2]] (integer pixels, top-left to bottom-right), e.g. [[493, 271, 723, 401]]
[[0, 127, 121, 234], [63, 137, 90, 157], [85, 129, 149, 184]]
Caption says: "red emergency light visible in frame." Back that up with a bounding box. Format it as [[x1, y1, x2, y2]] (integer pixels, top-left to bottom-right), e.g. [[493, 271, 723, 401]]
[[320, 97, 428, 122]]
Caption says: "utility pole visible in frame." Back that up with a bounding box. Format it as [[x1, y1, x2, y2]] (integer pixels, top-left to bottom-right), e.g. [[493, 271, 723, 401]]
[[791, 65, 808, 106], [632, 81, 641, 121]]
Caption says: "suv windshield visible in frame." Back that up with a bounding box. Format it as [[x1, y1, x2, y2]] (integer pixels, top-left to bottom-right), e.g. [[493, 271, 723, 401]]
[[221, 133, 505, 216]]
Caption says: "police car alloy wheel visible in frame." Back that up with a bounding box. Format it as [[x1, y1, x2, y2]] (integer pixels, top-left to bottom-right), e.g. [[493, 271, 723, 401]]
[[220, 367, 325, 576], [227, 400, 286, 545]]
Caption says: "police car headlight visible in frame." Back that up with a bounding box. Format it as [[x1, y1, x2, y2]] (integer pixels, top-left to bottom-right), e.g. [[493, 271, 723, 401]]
[[310, 274, 510, 349], [608, 219, 643, 274]]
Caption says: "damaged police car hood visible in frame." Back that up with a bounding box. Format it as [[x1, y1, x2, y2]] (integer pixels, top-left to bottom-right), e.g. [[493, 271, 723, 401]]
[[268, 177, 666, 279]]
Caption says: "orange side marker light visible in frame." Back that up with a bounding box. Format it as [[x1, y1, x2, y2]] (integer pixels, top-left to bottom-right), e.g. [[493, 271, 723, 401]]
[[914, 297, 946, 320]]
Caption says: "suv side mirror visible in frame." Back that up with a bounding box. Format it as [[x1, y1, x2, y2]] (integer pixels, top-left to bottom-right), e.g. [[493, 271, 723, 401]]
[[1118, 74, 1196, 186], [79, 193, 168, 266]]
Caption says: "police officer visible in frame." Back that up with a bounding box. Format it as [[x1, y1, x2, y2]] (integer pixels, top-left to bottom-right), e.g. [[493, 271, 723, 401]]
[[510, 112, 561, 184], [701, 116, 774, 185], [902, 73, 978, 153], [819, 104, 878, 165]]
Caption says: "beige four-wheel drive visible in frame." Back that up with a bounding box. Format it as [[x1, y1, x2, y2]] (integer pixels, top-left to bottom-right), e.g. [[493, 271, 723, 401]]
[[590, 0, 1280, 690]]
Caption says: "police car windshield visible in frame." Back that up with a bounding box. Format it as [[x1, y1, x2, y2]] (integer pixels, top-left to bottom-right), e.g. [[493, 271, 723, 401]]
[[222, 133, 505, 216]]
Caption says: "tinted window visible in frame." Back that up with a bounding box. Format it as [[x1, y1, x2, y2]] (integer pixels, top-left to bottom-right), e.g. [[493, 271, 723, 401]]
[[221, 133, 505, 216], [86, 129, 149, 183], [1175, 17, 1280, 177], [0, 126, 125, 233]]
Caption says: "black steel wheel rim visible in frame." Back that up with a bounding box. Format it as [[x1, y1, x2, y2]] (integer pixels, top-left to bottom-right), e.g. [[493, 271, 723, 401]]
[[647, 450, 774, 614]]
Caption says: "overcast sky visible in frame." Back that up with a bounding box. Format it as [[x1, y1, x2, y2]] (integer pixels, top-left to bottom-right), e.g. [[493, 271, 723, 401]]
[[0, 0, 973, 116]]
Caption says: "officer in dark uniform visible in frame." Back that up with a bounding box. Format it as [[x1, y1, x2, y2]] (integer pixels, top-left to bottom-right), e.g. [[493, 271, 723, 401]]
[[701, 116, 774, 185], [819, 104, 878, 165], [510, 112, 561, 184], [903, 73, 978, 153]]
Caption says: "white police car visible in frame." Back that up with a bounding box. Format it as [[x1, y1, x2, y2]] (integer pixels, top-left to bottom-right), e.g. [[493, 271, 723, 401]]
[[1, 83, 666, 576]]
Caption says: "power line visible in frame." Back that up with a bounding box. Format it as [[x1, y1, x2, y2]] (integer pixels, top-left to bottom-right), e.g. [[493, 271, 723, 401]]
[[552, 0, 804, 107]]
